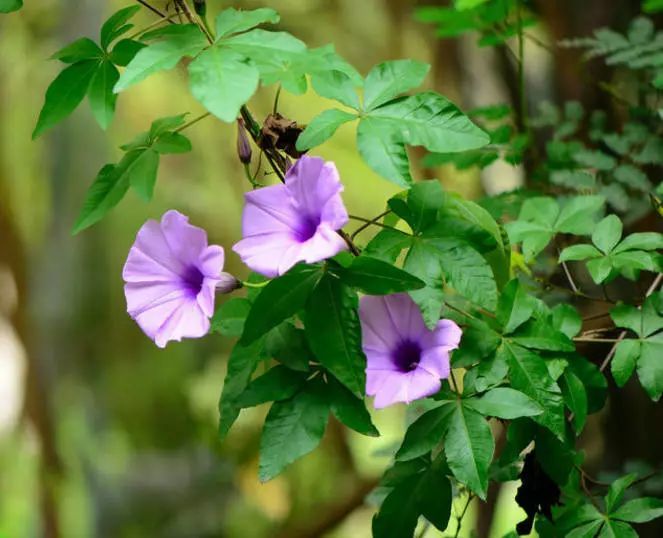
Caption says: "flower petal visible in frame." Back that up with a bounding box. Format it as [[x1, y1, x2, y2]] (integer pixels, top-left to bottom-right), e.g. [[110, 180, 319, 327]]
[[233, 232, 300, 278], [359, 295, 402, 352], [420, 319, 463, 351], [123, 220, 187, 282], [198, 244, 225, 278], [242, 184, 302, 237], [300, 223, 347, 265], [160, 210, 209, 267], [418, 348, 451, 380], [286, 157, 344, 220]]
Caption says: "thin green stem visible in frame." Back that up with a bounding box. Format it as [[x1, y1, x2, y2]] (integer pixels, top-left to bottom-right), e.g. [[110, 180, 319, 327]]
[[273, 85, 282, 114], [174, 112, 211, 133], [449, 370, 461, 394], [348, 214, 402, 237], [127, 13, 178, 39], [453, 493, 474, 538]]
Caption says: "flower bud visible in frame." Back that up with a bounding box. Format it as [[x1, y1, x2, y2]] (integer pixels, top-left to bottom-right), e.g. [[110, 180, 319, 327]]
[[193, 0, 206, 17], [216, 272, 241, 294], [236, 118, 252, 165]]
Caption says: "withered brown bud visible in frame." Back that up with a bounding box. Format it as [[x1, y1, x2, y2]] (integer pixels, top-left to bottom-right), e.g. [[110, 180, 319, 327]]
[[258, 113, 307, 159], [236, 118, 252, 165]]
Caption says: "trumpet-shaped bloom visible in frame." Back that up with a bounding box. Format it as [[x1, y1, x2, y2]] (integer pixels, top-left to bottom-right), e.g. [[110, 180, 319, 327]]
[[232, 155, 348, 277], [359, 293, 462, 409], [122, 210, 225, 348]]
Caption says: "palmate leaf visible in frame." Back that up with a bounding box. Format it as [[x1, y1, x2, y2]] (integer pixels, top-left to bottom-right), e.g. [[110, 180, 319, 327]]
[[51, 38, 103, 63], [100, 5, 140, 50], [500, 342, 566, 440], [507, 195, 605, 260], [214, 7, 280, 38], [373, 456, 452, 537], [444, 400, 495, 499], [359, 92, 489, 185], [188, 47, 259, 122], [87, 60, 120, 130], [237, 365, 308, 408], [339, 256, 425, 295], [304, 275, 366, 394], [297, 108, 357, 150], [258, 379, 330, 482], [363, 59, 430, 110], [610, 295, 663, 400], [33, 60, 99, 138], [114, 25, 208, 93], [465, 387, 543, 419], [326, 377, 379, 436], [241, 264, 323, 344], [73, 115, 193, 232], [218, 340, 267, 440]]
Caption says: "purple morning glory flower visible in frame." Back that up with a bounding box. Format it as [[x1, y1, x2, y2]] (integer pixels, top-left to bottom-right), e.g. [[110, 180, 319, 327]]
[[122, 210, 225, 348], [232, 155, 349, 277], [359, 293, 462, 409]]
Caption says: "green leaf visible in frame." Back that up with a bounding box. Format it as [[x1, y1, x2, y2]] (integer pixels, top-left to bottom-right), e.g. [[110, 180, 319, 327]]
[[222, 28, 306, 65], [599, 520, 637, 538], [215, 7, 280, 39], [241, 264, 323, 344], [327, 377, 379, 437], [373, 457, 452, 536], [357, 117, 412, 186], [109, 39, 145, 67], [310, 70, 361, 109], [210, 297, 251, 336], [237, 365, 307, 407], [358, 91, 488, 186], [605, 473, 638, 512], [592, 215, 623, 254], [510, 319, 575, 352], [612, 497, 663, 522], [587, 256, 614, 284], [264, 323, 312, 372], [218, 340, 266, 440], [611, 339, 639, 386], [614, 232, 663, 253], [559, 244, 603, 262], [363, 60, 430, 110], [114, 25, 207, 93], [51, 38, 103, 63], [555, 195, 605, 235], [403, 239, 445, 328], [497, 279, 536, 334], [363, 229, 412, 263], [340, 256, 425, 295], [406, 180, 444, 234], [396, 403, 454, 460], [87, 60, 119, 130], [636, 334, 663, 401], [127, 148, 160, 201], [444, 401, 494, 499], [0, 0, 22, 13], [152, 132, 192, 154], [573, 149, 617, 171], [501, 343, 565, 440], [33, 60, 99, 138], [149, 113, 188, 137], [296, 108, 356, 150], [305, 275, 366, 394], [560, 370, 588, 433], [366, 91, 490, 153], [551, 304, 582, 338], [100, 5, 140, 49], [465, 387, 543, 419], [613, 164, 651, 191], [567, 520, 604, 538], [258, 381, 329, 482], [188, 46, 259, 122], [72, 163, 129, 234]]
